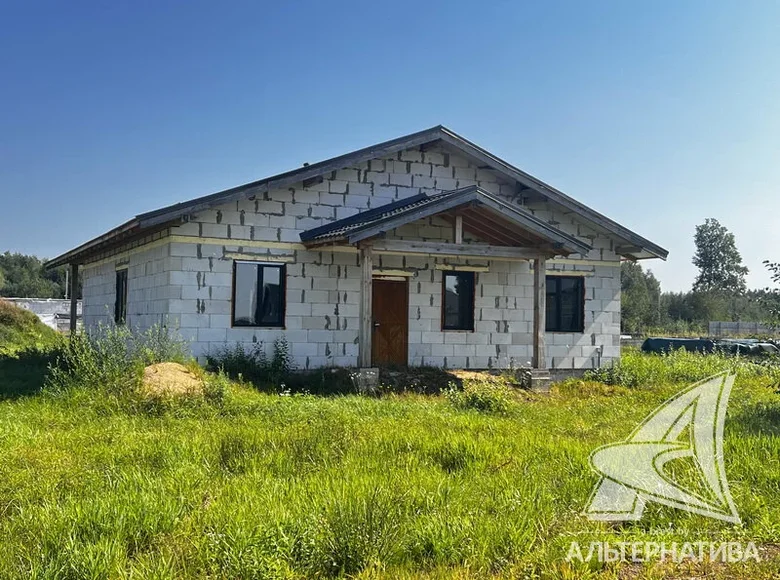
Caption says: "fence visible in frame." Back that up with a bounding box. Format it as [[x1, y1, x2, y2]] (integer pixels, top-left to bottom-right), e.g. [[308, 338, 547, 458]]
[[708, 321, 779, 337]]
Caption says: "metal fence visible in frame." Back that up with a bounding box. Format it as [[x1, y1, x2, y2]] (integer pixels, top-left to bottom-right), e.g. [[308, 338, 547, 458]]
[[708, 321, 779, 337]]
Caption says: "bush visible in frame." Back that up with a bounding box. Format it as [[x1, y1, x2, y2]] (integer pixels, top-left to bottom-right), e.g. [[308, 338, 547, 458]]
[[46, 324, 189, 396], [206, 338, 294, 391], [444, 379, 513, 413]]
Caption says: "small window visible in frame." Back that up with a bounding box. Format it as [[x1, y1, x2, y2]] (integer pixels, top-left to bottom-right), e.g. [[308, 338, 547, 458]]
[[442, 271, 475, 331], [232, 262, 286, 327], [115, 269, 128, 325], [546, 276, 584, 332]]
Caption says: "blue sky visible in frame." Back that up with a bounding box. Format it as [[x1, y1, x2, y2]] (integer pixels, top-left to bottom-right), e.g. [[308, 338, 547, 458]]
[[1, 1, 778, 292]]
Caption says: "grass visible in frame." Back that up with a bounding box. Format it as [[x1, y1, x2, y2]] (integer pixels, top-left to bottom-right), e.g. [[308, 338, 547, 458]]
[[0, 316, 778, 577], [0, 299, 60, 355]]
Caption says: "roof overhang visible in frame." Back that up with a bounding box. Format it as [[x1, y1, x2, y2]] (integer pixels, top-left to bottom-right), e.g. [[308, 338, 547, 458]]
[[300, 186, 592, 256]]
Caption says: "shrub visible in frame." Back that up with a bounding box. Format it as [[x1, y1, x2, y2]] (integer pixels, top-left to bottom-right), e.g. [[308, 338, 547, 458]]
[[207, 338, 294, 392], [203, 369, 230, 406], [444, 379, 513, 413], [46, 324, 189, 396]]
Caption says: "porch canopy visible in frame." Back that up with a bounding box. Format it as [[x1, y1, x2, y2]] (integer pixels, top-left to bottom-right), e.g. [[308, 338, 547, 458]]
[[299, 186, 593, 369]]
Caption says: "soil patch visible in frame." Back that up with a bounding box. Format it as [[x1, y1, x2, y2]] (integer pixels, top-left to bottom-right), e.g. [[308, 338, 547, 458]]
[[141, 362, 203, 397]]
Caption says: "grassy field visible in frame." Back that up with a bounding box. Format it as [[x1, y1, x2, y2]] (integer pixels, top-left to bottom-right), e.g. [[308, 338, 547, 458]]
[[0, 310, 779, 578]]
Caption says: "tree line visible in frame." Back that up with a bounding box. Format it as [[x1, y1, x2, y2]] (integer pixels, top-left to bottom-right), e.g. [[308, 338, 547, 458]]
[[0, 253, 70, 299], [622, 218, 780, 335]]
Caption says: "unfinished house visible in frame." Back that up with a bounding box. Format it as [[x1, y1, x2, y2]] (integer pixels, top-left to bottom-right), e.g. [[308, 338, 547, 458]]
[[48, 126, 667, 373]]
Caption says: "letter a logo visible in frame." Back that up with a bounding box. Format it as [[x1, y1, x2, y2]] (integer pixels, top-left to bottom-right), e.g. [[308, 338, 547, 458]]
[[585, 372, 740, 524]]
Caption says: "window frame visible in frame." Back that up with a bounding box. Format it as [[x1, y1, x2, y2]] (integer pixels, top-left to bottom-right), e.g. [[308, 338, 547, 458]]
[[114, 268, 128, 326], [545, 275, 585, 333], [440, 270, 476, 332], [231, 261, 287, 328]]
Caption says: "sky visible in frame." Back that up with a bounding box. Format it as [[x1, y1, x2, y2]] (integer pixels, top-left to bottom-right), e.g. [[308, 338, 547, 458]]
[[1, 1, 778, 292]]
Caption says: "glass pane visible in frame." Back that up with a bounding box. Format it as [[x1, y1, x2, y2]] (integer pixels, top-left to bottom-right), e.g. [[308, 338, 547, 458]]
[[545, 277, 558, 331], [559, 278, 582, 332], [444, 272, 473, 330], [258, 266, 283, 325], [115, 270, 128, 325], [234, 263, 259, 325]]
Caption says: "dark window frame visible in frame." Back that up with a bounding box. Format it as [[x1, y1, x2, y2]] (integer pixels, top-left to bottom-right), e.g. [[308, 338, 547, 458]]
[[545, 275, 585, 333], [114, 268, 128, 325], [441, 271, 476, 331], [231, 261, 287, 328]]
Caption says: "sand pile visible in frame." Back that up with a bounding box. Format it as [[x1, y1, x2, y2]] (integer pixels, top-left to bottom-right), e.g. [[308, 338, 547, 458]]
[[141, 362, 204, 397]]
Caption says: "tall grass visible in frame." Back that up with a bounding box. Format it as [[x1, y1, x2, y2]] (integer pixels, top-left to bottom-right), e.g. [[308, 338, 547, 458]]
[[0, 341, 779, 577], [0, 299, 60, 355], [586, 347, 780, 388]]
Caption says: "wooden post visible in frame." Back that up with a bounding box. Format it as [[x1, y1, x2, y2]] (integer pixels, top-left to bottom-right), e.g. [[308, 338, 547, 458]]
[[454, 214, 463, 244], [69, 263, 78, 334], [359, 244, 373, 367], [533, 257, 546, 369]]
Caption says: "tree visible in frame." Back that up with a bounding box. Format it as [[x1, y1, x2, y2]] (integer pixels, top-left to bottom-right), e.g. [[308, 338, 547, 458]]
[[0, 268, 4, 292], [621, 261, 661, 334], [759, 260, 780, 328], [692, 218, 748, 293], [0, 252, 67, 298]]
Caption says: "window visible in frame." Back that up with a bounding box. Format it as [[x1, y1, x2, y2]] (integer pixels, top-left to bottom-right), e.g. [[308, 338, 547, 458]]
[[115, 269, 128, 325], [232, 262, 286, 327], [546, 275, 584, 332], [442, 271, 475, 331]]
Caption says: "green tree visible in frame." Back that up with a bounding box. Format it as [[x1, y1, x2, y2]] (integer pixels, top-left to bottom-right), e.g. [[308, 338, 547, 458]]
[[0, 252, 67, 298], [759, 260, 780, 328], [621, 261, 661, 334], [692, 218, 748, 293]]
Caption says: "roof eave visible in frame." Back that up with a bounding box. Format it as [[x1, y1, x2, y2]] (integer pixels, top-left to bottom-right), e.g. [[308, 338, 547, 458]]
[[45, 218, 141, 269]]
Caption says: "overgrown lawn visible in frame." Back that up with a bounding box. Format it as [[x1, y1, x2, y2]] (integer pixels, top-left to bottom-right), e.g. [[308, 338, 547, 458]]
[[0, 344, 778, 578]]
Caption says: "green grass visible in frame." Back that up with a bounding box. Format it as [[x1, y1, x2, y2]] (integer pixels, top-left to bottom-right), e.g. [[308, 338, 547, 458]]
[[0, 338, 779, 578], [0, 299, 60, 355]]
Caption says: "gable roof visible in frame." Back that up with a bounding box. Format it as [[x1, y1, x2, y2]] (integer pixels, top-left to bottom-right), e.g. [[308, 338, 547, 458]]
[[47, 125, 667, 268], [300, 185, 592, 255]]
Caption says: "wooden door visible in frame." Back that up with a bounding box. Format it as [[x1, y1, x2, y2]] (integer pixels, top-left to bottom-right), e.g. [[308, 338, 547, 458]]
[[371, 279, 408, 366]]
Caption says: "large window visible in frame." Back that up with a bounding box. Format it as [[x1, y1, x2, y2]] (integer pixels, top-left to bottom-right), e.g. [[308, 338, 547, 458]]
[[232, 262, 286, 327], [115, 269, 128, 325], [546, 275, 584, 333], [442, 271, 475, 331]]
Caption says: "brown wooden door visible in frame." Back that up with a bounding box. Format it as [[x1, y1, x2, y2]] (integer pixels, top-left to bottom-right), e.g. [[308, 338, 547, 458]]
[[372, 279, 408, 367]]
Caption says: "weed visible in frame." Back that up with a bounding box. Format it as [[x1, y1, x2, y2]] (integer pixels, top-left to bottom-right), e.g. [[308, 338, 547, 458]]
[[207, 337, 295, 392], [444, 379, 513, 413]]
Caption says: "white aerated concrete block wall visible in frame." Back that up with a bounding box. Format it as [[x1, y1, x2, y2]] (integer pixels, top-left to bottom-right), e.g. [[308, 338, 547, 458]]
[[81, 142, 622, 369], [81, 241, 174, 331]]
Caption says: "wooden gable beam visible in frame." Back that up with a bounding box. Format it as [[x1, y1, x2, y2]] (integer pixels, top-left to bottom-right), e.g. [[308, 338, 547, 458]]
[[371, 239, 550, 260]]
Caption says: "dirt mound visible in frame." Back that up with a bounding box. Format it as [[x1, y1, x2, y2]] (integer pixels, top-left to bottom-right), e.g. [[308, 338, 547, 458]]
[[141, 362, 203, 397]]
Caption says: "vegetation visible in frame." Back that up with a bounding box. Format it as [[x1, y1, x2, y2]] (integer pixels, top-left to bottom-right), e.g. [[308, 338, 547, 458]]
[[692, 218, 749, 294], [0, 299, 60, 355], [0, 252, 73, 299], [620, 261, 661, 334], [1, 314, 779, 577], [621, 219, 778, 335], [759, 260, 780, 329]]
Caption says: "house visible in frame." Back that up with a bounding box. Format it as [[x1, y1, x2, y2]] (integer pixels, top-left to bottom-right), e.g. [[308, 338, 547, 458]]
[[48, 126, 667, 371]]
